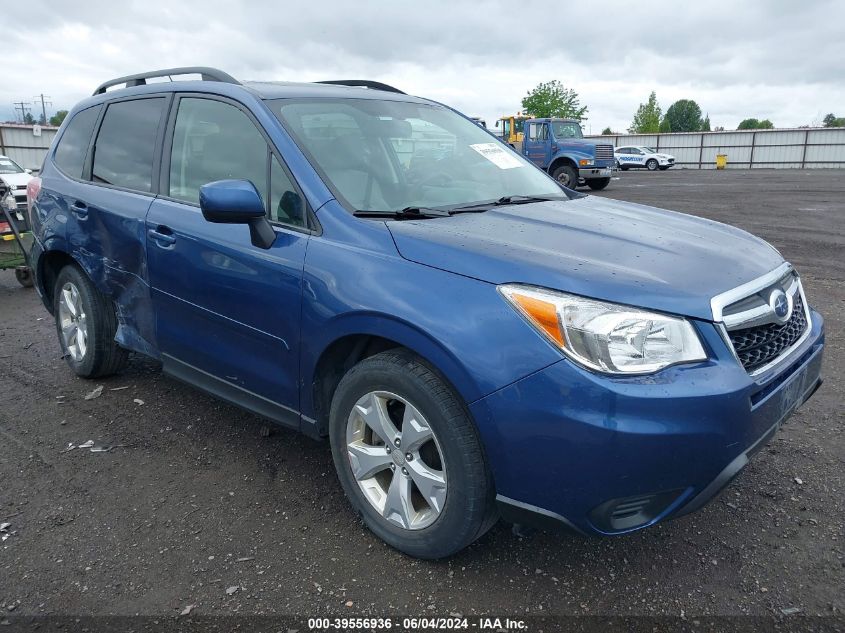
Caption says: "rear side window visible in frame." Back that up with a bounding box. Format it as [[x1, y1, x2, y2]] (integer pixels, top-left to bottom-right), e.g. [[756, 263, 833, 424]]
[[92, 98, 165, 192], [53, 105, 101, 178]]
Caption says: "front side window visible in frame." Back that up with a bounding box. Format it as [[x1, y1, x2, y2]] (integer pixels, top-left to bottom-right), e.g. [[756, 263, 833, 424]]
[[92, 99, 164, 192], [53, 105, 102, 178], [169, 98, 268, 205], [270, 99, 564, 213]]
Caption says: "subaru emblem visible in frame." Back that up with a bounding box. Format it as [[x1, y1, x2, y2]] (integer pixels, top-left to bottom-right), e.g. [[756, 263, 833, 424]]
[[769, 289, 791, 323]]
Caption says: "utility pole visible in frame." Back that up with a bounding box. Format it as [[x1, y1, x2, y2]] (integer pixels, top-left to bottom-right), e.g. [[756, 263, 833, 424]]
[[12, 101, 32, 123], [33, 94, 52, 124]]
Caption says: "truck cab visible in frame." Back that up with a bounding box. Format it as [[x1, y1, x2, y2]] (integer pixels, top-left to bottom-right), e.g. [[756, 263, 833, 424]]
[[522, 118, 614, 190]]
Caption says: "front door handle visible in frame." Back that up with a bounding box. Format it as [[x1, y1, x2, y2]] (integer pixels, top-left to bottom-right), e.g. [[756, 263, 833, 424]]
[[148, 226, 176, 247], [70, 201, 88, 219]]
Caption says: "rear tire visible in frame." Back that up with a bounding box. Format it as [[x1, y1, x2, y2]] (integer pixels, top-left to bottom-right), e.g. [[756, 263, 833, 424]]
[[329, 349, 495, 558], [551, 164, 578, 189], [646, 159, 659, 171], [587, 178, 611, 191], [53, 265, 129, 378]]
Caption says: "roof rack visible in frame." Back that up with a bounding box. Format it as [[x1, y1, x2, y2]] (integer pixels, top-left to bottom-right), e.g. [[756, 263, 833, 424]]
[[316, 80, 405, 95], [93, 67, 240, 96]]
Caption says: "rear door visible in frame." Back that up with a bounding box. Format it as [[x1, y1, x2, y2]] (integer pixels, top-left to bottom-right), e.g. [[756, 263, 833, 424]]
[[54, 96, 168, 353], [145, 95, 310, 424]]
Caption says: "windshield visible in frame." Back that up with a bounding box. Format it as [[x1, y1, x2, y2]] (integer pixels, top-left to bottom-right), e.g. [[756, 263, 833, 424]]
[[0, 157, 24, 175], [551, 121, 583, 139], [269, 99, 564, 213]]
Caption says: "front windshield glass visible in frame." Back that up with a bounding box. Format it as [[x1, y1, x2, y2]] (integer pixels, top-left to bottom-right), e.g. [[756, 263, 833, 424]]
[[269, 99, 564, 212], [0, 157, 24, 175], [551, 121, 583, 139]]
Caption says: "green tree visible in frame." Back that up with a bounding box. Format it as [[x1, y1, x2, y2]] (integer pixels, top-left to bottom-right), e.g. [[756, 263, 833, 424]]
[[49, 110, 68, 126], [738, 118, 775, 130], [23, 112, 35, 125], [629, 91, 662, 133], [662, 99, 703, 132], [601, 127, 613, 135], [822, 113, 845, 127], [659, 117, 672, 133], [521, 80, 588, 120], [701, 114, 711, 131]]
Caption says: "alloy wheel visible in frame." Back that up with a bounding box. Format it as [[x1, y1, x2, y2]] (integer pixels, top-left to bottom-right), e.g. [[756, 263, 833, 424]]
[[58, 282, 88, 361], [346, 391, 447, 530]]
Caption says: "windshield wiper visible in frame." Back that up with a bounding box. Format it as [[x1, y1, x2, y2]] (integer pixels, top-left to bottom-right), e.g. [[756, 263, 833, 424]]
[[354, 206, 451, 219], [448, 195, 565, 214]]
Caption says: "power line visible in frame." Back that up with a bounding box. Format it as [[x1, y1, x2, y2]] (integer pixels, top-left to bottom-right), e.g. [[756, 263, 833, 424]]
[[12, 101, 32, 123], [33, 94, 52, 124]]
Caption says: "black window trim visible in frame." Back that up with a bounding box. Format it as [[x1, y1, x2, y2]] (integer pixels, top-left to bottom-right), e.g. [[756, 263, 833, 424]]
[[83, 93, 173, 197], [159, 92, 319, 236]]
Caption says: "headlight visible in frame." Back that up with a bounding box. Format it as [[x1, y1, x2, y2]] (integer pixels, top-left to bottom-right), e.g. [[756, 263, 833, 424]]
[[499, 285, 707, 374]]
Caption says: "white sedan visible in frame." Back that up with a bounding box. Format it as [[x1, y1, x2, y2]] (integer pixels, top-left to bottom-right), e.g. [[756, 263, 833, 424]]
[[614, 146, 676, 171]]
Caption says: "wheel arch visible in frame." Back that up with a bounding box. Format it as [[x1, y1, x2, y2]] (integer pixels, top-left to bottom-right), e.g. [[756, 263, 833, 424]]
[[37, 246, 81, 314], [548, 155, 578, 175], [305, 316, 481, 437]]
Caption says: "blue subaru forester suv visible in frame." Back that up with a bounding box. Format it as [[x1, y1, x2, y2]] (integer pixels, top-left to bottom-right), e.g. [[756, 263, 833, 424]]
[[27, 68, 824, 558]]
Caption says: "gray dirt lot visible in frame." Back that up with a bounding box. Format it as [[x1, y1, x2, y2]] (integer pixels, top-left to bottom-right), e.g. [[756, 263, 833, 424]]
[[0, 168, 842, 618]]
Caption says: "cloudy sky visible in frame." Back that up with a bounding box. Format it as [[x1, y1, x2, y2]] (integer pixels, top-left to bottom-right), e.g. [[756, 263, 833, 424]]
[[4, 0, 844, 132]]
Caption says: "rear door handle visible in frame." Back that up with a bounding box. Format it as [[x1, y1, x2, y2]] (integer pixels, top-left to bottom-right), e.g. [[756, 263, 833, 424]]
[[147, 226, 176, 247], [70, 201, 88, 219]]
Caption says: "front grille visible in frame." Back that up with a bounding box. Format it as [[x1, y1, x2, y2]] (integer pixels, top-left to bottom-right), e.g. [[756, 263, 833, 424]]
[[595, 144, 614, 160], [729, 295, 808, 372]]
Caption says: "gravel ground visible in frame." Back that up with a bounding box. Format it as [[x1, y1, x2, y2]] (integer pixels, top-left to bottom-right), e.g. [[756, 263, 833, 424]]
[[0, 168, 842, 620]]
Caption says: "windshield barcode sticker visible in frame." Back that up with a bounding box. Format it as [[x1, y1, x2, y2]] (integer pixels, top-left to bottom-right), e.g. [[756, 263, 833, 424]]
[[469, 143, 524, 169]]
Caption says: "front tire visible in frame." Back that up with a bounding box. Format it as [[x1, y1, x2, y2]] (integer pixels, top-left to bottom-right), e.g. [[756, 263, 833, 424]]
[[646, 158, 659, 171], [551, 164, 578, 189], [587, 178, 611, 191], [329, 349, 495, 558], [54, 265, 129, 378]]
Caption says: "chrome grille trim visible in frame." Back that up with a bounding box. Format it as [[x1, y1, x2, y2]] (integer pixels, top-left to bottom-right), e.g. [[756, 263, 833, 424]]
[[595, 144, 614, 160], [711, 263, 813, 376]]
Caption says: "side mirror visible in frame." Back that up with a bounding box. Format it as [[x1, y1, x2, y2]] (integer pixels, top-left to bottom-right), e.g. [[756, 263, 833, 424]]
[[24, 168, 32, 175], [495, 120, 500, 128], [199, 179, 275, 249]]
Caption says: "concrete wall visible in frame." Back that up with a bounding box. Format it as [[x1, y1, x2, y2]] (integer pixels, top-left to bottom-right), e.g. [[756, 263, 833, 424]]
[[0, 124, 59, 171], [586, 127, 845, 169]]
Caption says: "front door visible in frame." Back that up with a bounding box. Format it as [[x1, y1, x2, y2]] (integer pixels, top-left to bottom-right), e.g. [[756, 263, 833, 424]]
[[145, 95, 310, 424], [523, 122, 550, 168]]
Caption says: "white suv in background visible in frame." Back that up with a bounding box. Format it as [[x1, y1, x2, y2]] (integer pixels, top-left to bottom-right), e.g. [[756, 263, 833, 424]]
[[0, 155, 34, 211], [615, 146, 676, 171]]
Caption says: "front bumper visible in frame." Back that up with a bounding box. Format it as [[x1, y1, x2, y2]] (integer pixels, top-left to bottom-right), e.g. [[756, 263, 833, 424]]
[[578, 166, 612, 179], [471, 310, 825, 536]]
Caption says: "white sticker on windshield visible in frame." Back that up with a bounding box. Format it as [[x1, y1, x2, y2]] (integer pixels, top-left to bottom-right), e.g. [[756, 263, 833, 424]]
[[469, 143, 524, 169]]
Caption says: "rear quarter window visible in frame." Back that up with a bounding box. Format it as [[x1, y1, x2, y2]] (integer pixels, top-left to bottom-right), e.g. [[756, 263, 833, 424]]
[[53, 105, 102, 178]]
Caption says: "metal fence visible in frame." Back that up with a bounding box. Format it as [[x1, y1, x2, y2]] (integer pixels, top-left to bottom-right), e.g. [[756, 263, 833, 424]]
[[586, 127, 845, 169], [0, 123, 59, 171]]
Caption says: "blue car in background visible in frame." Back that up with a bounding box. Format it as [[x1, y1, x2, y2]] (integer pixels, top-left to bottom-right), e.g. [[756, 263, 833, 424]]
[[27, 68, 824, 558]]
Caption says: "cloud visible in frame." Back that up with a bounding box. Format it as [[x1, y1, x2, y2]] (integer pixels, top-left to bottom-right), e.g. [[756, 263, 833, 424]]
[[3, 0, 843, 131]]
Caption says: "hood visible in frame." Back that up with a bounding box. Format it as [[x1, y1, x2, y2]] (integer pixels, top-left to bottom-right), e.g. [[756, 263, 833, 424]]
[[386, 197, 783, 321], [0, 172, 32, 189]]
